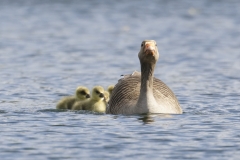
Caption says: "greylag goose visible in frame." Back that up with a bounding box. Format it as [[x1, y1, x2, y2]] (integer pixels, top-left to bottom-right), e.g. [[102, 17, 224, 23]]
[[107, 40, 182, 115], [56, 86, 90, 109], [72, 86, 106, 113]]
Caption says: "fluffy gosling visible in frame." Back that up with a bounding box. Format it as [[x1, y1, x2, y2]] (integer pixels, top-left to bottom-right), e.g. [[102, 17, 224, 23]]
[[56, 86, 90, 110], [104, 91, 110, 103], [72, 86, 106, 113], [107, 85, 114, 97]]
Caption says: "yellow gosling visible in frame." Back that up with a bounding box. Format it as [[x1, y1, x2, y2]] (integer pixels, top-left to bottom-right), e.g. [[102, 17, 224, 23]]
[[107, 85, 114, 97], [56, 86, 90, 110], [72, 86, 106, 113], [72, 100, 85, 110], [104, 91, 110, 103]]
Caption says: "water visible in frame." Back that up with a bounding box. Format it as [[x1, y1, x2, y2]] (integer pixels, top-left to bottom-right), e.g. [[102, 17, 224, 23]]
[[0, 0, 240, 159]]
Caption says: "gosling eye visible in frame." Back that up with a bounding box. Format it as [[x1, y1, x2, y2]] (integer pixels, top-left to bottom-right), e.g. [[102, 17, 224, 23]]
[[155, 44, 157, 46], [95, 90, 100, 94], [141, 43, 144, 47], [80, 91, 86, 95]]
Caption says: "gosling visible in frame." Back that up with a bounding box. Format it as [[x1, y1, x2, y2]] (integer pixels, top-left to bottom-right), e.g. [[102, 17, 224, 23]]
[[56, 86, 90, 110], [107, 85, 114, 98], [104, 91, 110, 104], [72, 86, 106, 113]]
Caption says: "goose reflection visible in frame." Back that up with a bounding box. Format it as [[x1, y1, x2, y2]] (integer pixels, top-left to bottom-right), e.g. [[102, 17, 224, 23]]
[[138, 114, 173, 124]]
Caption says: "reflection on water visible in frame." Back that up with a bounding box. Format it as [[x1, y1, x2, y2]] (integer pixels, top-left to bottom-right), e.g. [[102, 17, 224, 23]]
[[0, 0, 240, 159], [138, 114, 173, 124], [138, 115, 156, 124]]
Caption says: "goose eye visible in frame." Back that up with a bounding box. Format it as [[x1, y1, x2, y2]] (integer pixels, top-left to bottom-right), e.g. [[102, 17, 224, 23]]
[[80, 91, 86, 95], [95, 90, 100, 94]]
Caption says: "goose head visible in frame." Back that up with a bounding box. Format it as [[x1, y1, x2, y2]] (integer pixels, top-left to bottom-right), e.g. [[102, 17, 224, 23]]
[[75, 86, 91, 100], [138, 40, 159, 64], [91, 86, 105, 101]]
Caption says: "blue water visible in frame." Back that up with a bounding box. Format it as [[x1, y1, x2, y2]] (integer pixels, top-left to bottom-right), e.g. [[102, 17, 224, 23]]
[[0, 0, 240, 159]]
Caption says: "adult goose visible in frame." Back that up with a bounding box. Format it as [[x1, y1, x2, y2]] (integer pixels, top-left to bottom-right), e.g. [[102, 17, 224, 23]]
[[107, 40, 182, 115]]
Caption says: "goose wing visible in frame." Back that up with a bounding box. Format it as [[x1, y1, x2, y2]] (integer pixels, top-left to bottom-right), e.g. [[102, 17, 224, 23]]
[[153, 78, 181, 110], [107, 72, 141, 114]]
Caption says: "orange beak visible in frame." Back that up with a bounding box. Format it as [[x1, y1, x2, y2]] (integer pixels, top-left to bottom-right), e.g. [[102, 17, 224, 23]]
[[144, 42, 156, 55]]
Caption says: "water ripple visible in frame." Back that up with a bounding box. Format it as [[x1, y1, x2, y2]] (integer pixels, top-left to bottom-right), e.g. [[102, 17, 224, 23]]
[[1, 0, 240, 159]]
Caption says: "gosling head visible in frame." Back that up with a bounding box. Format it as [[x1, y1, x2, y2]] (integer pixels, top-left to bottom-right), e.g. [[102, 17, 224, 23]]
[[75, 86, 91, 100], [104, 91, 110, 103], [107, 85, 114, 96], [91, 86, 105, 101], [138, 40, 159, 64]]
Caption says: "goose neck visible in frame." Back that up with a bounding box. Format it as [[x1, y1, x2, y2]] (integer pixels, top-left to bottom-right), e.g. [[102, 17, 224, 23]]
[[140, 62, 155, 92]]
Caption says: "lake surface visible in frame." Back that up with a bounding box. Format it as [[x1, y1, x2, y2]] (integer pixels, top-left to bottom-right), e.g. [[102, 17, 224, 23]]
[[0, 0, 240, 159]]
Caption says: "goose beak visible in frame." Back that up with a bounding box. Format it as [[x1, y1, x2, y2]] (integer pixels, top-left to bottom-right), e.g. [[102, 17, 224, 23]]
[[86, 94, 90, 98], [99, 93, 104, 98], [144, 42, 156, 56]]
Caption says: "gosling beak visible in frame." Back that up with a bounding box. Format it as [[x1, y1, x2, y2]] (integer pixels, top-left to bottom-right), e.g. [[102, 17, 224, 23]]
[[144, 42, 156, 56], [99, 93, 104, 98], [86, 94, 90, 98]]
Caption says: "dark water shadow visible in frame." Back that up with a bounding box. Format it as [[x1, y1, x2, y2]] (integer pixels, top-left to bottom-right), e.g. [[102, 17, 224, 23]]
[[37, 108, 106, 116], [36, 109, 69, 112], [0, 110, 7, 114], [111, 113, 180, 124], [73, 110, 106, 115], [138, 113, 175, 124]]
